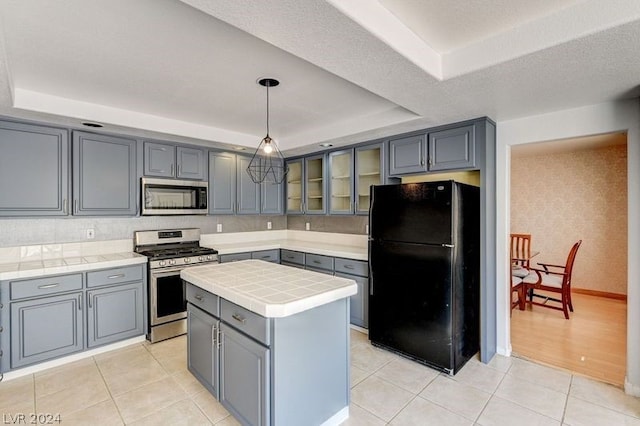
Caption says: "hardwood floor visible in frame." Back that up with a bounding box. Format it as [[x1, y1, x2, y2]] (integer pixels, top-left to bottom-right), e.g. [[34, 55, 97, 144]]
[[510, 291, 627, 387]]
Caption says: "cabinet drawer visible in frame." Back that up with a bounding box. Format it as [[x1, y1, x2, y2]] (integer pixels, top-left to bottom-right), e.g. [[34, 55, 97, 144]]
[[86, 265, 143, 288], [334, 258, 368, 277], [305, 253, 334, 271], [10, 274, 83, 300], [251, 249, 280, 263], [186, 283, 220, 317], [280, 249, 304, 265], [219, 252, 251, 263], [221, 300, 270, 346]]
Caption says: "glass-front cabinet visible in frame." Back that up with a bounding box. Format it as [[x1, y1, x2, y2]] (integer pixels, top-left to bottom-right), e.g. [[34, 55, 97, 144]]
[[355, 143, 383, 215], [304, 154, 326, 214], [286, 159, 303, 214], [329, 149, 354, 215]]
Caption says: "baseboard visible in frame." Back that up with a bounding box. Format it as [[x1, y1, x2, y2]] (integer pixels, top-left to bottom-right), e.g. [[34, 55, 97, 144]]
[[572, 288, 627, 301]]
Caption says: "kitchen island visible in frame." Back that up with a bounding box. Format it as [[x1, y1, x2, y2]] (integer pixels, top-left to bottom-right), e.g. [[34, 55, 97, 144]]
[[181, 259, 357, 426]]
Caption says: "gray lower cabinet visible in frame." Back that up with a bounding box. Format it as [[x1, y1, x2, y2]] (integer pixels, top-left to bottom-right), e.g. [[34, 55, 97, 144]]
[[220, 250, 279, 264], [219, 322, 270, 426], [219, 252, 252, 263], [335, 257, 369, 328], [185, 283, 349, 426], [187, 303, 220, 397], [0, 120, 69, 217], [10, 291, 84, 369], [0, 265, 146, 373], [73, 131, 138, 216], [280, 249, 305, 269], [87, 281, 144, 348]]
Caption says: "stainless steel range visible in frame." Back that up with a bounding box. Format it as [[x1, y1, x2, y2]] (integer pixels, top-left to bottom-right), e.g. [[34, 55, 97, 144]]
[[134, 228, 218, 343]]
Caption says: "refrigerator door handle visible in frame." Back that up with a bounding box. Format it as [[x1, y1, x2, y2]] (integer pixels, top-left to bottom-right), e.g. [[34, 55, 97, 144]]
[[442, 244, 455, 248]]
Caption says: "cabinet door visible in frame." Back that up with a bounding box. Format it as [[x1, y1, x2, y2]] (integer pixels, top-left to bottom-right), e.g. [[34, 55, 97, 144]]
[[10, 292, 83, 369], [336, 272, 369, 328], [428, 125, 476, 171], [209, 151, 236, 215], [329, 149, 354, 215], [261, 157, 284, 215], [236, 155, 260, 215], [355, 143, 383, 215], [388, 134, 427, 175], [285, 158, 303, 215], [220, 323, 270, 426], [177, 146, 206, 180], [73, 132, 137, 216], [144, 142, 175, 178], [0, 121, 69, 216], [187, 303, 219, 397], [87, 282, 144, 348], [304, 154, 326, 215]]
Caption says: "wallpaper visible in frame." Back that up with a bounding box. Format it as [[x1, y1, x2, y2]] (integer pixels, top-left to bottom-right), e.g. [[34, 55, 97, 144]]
[[511, 144, 627, 295]]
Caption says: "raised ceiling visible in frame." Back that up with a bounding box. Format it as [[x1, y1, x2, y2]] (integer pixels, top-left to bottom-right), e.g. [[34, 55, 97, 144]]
[[0, 0, 639, 156]]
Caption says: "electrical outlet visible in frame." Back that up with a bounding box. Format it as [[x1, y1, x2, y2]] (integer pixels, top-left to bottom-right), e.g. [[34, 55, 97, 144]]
[[267, 221, 272, 230], [86, 228, 95, 239], [305, 222, 310, 231], [216, 223, 222, 233]]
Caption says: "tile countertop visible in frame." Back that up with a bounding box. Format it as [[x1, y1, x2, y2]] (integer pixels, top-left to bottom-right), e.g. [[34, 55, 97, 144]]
[[0, 239, 147, 281], [182, 259, 358, 318], [200, 230, 368, 261]]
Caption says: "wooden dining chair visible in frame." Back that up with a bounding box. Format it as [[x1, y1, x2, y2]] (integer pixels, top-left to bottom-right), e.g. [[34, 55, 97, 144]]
[[523, 240, 582, 319], [510, 233, 532, 269]]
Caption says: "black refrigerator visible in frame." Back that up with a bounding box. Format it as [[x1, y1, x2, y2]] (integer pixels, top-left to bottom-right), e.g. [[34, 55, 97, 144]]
[[368, 180, 480, 375]]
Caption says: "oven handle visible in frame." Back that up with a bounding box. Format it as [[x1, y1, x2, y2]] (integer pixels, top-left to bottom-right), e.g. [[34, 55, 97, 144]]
[[150, 266, 191, 276]]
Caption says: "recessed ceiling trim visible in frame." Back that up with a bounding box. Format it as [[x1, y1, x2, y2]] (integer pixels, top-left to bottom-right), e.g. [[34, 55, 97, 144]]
[[12, 88, 258, 146], [325, 0, 442, 79]]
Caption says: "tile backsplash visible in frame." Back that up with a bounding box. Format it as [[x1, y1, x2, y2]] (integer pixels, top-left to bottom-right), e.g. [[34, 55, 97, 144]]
[[0, 214, 368, 248]]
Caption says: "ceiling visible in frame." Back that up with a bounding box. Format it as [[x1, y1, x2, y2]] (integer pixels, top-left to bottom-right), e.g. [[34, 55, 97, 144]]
[[0, 0, 639, 157]]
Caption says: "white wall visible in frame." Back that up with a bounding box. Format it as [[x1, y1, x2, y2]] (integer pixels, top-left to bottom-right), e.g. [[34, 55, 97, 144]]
[[496, 99, 640, 395]]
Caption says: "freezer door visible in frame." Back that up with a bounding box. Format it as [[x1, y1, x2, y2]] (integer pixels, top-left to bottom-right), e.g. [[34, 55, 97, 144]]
[[369, 182, 453, 245], [369, 240, 454, 372]]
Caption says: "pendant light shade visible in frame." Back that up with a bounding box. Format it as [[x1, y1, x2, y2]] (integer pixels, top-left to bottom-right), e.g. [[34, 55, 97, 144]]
[[247, 78, 288, 184]]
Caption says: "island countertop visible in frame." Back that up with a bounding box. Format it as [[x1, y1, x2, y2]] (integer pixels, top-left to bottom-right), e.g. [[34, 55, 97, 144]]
[[181, 259, 357, 318]]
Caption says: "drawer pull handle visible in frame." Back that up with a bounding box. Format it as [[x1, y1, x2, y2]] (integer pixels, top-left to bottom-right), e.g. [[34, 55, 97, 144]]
[[195, 295, 204, 301], [38, 283, 59, 289], [313, 260, 321, 264], [232, 313, 246, 324], [260, 255, 270, 259], [108, 274, 126, 279], [344, 265, 354, 269]]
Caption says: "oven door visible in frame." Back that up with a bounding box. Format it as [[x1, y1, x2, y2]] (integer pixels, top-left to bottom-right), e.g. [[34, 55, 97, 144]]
[[149, 267, 187, 326]]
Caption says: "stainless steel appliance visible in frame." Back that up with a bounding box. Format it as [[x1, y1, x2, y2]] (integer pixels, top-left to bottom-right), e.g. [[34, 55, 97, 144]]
[[134, 228, 218, 343], [368, 180, 480, 375], [141, 177, 208, 215]]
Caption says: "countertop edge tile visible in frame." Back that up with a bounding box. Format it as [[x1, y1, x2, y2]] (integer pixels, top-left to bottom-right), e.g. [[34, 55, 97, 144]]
[[204, 239, 368, 261], [0, 253, 147, 281]]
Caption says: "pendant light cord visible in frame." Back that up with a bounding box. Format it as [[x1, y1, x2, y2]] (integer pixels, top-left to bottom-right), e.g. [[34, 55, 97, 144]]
[[266, 82, 270, 136]]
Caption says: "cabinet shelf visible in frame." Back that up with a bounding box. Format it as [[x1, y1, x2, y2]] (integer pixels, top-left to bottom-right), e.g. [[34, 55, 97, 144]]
[[358, 171, 380, 177], [331, 194, 351, 198], [307, 177, 323, 182], [288, 196, 302, 200], [331, 175, 350, 180], [307, 195, 323, 199], [287, 180, 302, 184]]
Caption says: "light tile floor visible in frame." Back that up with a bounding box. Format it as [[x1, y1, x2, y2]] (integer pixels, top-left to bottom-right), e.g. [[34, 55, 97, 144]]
[[1, 329, 639, 425]]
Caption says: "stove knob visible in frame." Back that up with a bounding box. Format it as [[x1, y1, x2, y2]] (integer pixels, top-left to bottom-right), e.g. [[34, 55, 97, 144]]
[[169, 259, 176, 266], [159, 260, 166, 267], [206, 255, 213, 261], [198, 256, 204, 262], [184, 257, 191, 263]]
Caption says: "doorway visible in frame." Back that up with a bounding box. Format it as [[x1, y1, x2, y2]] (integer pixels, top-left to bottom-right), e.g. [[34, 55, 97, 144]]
[[509, 133, 628, 386]]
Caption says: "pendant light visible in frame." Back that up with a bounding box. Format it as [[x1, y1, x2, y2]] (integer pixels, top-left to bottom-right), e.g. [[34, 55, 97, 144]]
[[247, 78, 288, 184]]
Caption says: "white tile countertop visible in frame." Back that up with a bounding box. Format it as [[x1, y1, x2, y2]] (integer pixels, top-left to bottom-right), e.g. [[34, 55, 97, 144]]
[[200, 230, 368, 260], [0, 239, 147, 280], [181, 259, 358, 318]]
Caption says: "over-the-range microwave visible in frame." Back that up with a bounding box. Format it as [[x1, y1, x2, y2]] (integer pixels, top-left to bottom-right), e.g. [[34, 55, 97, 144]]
[[141, 177, 208, 215]]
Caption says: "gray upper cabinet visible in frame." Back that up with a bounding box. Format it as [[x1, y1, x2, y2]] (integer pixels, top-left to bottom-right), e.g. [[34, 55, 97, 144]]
[[389, 122, 478, 176], [285, 154, 326, 215], [329, 149, 354, 215], [209, 151, 236, 215], [144, 141, 205, 180], [236, 155, 260, 215], [0, 120, 69, 216], [428, 124, 476, 171], [388, 134, 428, 175], [210, 151, 283, 216], [355, 142, 385, 215], [285, 158, 304, 215], [73, 132, 137, 216]]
